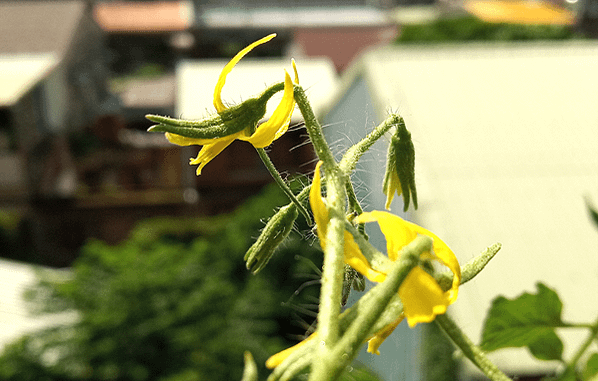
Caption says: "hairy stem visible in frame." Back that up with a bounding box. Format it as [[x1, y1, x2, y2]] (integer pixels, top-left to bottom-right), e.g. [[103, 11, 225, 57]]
[[339, 114, 402, 174], [435, 314, 512, 381], [256, 148, 312, 225]]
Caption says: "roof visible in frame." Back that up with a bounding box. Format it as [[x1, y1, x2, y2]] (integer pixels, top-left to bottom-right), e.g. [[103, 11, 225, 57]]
[[0, 54, 59, 106], [0, 1, 87, 55], [199, 6, 391, 29], [327, 41, 598, 375], [464, 0, 575, 25], [0, 259, 77, 351], [116, 74, 176, 109], [176, 57, 338, 121], [94, 1, 194, 32]]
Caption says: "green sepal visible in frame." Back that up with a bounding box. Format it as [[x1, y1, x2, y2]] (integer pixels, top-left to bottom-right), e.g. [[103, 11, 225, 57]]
[[147, 97, 265, 140], [146, 81, 285, 140], [244, 202, 298, 274], [481, 282, 565, 361]]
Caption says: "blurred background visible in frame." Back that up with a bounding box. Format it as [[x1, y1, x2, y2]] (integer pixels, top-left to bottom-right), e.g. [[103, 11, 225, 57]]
[[0, 0, 596, 380]]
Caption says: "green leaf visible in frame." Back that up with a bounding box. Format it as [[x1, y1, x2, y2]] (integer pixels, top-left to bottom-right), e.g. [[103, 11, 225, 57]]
[[587, 201, 598, 230], [481, 283, 564, 361], [583, 353, 598, 381]]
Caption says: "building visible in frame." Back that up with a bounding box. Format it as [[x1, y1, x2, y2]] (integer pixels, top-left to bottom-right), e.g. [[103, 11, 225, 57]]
[[322, 41, 598, 380]]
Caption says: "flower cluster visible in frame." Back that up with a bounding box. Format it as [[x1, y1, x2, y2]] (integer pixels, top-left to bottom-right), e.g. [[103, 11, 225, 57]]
[[147, 35, 465, 378], [266, 161, 461, 366]]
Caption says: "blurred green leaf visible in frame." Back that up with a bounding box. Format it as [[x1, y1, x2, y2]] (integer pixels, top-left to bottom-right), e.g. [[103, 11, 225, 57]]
[[481, 283, 564, 361], [583, 353, 598, 381], [586, 200, 598, 230]]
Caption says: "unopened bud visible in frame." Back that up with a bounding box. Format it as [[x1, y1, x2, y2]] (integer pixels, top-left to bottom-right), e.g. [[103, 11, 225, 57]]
[[382, 117, 418, 212], [244, 203, 298, 274]]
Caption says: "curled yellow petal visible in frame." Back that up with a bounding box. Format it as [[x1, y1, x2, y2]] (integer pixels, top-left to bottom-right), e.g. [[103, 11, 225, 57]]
[[243, 70, 295, 148], [292, 58, 299, 84], [367, 316, 404, 355], [165, 132, 217, 147], [355, 210, 461, 324], [344, 231, 386, 283], [399, 267, 450, 327], [265, 333, 316, 369], [188, 134, 240, 175], [213, 34, 277, 113], [310, 161, 328, 244]]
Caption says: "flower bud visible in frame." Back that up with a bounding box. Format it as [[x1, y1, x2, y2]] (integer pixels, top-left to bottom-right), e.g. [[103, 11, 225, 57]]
[[244, 203, 299, 274], [382, 117, 418, 212]]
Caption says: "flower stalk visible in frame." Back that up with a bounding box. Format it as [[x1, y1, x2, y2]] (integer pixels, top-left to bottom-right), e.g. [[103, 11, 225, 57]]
[[435, 314, 513, 381]]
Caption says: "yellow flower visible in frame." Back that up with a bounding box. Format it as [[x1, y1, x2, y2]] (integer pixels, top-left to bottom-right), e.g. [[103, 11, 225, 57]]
[[355, 210, 460, 353], [265, 162, 461, 367], [157, 34, 299, 175]]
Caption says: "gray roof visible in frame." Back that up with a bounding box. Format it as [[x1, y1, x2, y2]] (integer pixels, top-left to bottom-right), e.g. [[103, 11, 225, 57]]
[[326, 41, 598, 376], [199, 6, 392, 28], [0, 259, 77, 352], [0, 1, 86, 55]]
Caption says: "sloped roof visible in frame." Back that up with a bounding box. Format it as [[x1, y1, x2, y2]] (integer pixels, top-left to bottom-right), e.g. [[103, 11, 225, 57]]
[[327, 41, 598, 375], [0, 259, 76, 351], [0, 1, 86, 55], [176, 57, 338, 121], [94, 1, 194, 32], [0, 54, 59, 107]]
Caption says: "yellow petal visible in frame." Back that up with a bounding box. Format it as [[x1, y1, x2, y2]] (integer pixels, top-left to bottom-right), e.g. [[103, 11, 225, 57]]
[[399, 267, 450, 327], [292, 58, 299, 84], [243, 70, 295, 148], [165, 132, 218, 147], [367, 316, 404, 355], [189, 135, 238, 175], [383, 170, 401, 210], [356, 210, 461, 304], [265, 333, 316, 369], [310, 161, 329, 245], [213, 34, 277, 113], [356, 211, 417, 262], [344, 231, 386, 283], [310, 162, 385, 282]]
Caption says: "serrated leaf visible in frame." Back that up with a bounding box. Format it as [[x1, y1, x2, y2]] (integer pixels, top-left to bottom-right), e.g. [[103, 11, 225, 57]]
[[481, 283, 564, 361], [583, 353, 598, 381]]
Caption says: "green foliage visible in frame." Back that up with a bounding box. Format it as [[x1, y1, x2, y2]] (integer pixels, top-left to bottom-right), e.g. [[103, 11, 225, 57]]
[[396, 15, 579, 44], [583, 353, 598, 380], [481, 283, 564, 361], [0, 184, 327, 381]]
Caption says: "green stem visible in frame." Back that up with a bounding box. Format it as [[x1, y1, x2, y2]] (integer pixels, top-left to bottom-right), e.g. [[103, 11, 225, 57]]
[[435, 314, 512, 381], [293, 84, 347, 381], [256, 147, 312, 225], [338, 114, 401, 174], [293, 85, 336, 169], [561, 317, 598, 379]]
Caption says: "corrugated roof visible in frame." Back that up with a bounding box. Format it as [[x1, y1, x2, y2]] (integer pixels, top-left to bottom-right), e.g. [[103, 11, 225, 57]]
[[328, 41, 598, 376], [94, 1, 194, 32], [176, 57, 338, 121], [0, 1, 86, 55], [0, 259, 77, 351], [0, 54, 59, 106]]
